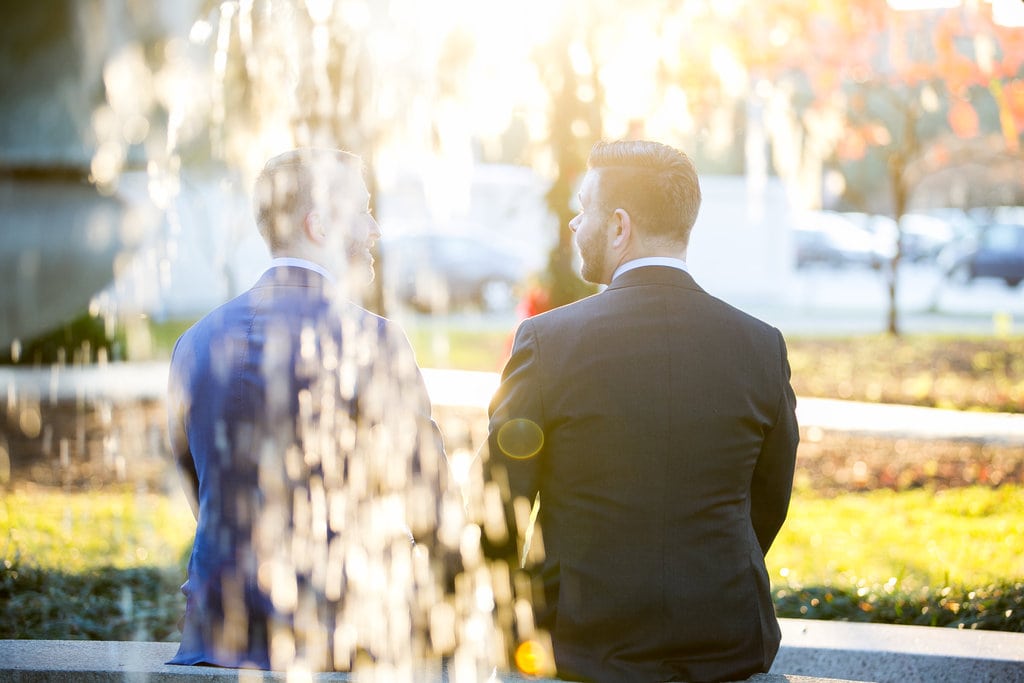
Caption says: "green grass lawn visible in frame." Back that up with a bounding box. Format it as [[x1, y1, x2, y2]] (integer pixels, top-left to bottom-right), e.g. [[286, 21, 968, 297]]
[[5, 485, 1020, 590], [0, 488, 195, 640], [403, 324, 512, 373], [769, 485, 1024, 589], [147, 317, 515, 373], [1, 487, 195, 573], [2, 484, 1022, 637]]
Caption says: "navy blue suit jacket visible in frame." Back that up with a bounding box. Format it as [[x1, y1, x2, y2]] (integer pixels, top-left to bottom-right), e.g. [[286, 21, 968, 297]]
[[486, 266, 799, 683], [166, 266, 444, 669]]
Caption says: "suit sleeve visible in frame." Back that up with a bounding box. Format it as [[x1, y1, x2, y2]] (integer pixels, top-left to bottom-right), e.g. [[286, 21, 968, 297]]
[[481, 319, 545, 566], [385, 323, 446, 461], [379, 321, 450, 539], [167, 336, 199, 520], [750, 328, 800, 555]]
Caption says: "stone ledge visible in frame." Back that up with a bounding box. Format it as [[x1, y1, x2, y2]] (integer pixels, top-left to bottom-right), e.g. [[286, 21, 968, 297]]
[[2, 618, 1023, 682], [0, 639, 850, 683], [772, 618, 1024, 682]]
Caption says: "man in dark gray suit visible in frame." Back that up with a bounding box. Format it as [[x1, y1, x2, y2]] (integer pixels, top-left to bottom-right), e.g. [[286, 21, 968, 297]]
[[485, 140, 799, 682], [167, 148, 451, 671]]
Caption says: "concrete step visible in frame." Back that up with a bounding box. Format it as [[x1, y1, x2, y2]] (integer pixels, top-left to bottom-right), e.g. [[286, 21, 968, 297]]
[[772, 618, 1024, 682], [1, 619, 1022, 682], [0, 638, 854, 682]]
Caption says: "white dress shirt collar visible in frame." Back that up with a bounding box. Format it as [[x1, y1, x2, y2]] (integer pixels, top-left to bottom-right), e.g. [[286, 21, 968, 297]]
[[266, 257, 335, 284], [612, 256, 689, 282]]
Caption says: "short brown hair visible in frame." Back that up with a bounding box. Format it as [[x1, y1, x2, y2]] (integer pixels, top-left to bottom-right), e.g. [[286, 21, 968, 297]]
[[253, 148, 363, 251], [588, 140, 701, 245]]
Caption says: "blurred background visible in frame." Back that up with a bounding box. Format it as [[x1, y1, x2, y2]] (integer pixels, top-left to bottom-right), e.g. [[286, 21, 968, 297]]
[[1, 0, 1024, 648], [2, 0, 1024, 363]]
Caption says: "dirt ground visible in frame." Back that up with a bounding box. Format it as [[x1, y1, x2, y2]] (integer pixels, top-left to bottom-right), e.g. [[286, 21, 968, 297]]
[[2, 398, 1021, 496]]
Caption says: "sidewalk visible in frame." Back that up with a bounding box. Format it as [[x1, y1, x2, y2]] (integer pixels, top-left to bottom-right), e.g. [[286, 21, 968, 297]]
[[1, 362, 1023, 445]]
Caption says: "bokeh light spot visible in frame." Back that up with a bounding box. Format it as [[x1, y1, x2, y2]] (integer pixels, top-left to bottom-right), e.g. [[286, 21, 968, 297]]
[[18, 406, 41, 439], [515, 639, 552, 677], [497, 419, 544, 460]]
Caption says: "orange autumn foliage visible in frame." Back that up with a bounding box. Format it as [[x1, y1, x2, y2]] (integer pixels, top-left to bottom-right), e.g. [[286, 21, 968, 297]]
[[1007, 80, 1024, 127], [949, 99, 981, 138]]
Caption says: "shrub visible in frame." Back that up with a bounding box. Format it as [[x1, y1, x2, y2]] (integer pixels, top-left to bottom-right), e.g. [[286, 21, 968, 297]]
[[1, 312, 126, 365], [0, 561, 183, 641], [774, 581, 1024, 632]]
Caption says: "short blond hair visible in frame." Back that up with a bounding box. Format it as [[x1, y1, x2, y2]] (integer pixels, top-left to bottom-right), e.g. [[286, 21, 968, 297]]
[[253, 148, 363, 251], [588, 140, 701, 246]]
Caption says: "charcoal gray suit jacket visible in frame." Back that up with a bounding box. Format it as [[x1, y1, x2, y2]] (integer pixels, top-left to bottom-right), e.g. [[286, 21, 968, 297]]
[[486, 265, 799, 683]]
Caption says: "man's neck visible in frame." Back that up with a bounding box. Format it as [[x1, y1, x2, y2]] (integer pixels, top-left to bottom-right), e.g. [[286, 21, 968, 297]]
[[611, 256, 688, 282], [268, 256, 335, 283]]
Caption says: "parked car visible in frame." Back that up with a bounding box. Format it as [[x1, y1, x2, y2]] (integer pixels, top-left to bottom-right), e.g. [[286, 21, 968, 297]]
[[835, 211, 954, 266], [938, 223, 1024, 288], [381, 233, 525, 312], [792, 211, 891, 269], [864, 213, 958, 263]]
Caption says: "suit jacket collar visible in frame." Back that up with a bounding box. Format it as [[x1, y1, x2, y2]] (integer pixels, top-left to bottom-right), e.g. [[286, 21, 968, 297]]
[[253, 265, 332, 290], [605, 265, 703, 293]]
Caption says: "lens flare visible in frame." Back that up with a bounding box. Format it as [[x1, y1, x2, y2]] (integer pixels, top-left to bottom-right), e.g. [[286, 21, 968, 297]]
[[496, 419, 544, 460]]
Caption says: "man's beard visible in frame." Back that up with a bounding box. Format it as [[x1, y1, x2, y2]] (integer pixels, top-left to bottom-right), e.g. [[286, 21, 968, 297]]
[[577, 229, 608, 285], [346, 246, 376, 284]]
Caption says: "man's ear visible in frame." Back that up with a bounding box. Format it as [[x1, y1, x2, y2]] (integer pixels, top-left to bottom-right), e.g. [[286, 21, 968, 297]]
[[304, 211, 326, 244], [611, 208, 631, 248]]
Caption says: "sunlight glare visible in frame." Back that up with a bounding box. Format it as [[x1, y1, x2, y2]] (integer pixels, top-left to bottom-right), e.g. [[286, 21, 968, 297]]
[[305, 0, 333, 24], [451, 0, 557, 139], [710, 44, 748, 99], [992, 0, 1024, 26], [886, 0, 960, 8], [710, 0, 745, 20], [598, 14, 663, 136]]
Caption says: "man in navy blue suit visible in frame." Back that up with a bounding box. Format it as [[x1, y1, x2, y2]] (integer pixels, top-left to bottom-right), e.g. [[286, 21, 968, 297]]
[[485, 140, 799, 682], [166, 148, 451, 671]]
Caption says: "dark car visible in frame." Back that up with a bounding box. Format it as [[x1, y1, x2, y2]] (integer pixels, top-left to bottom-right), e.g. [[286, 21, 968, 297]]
[[792, 211, 891, 269], [939, 223, 1024, 287], [864, 213, 958, 263], [381, 233, 524, 312]]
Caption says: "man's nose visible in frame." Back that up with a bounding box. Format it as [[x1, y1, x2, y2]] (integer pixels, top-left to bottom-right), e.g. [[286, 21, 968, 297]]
[[369, 215, 382, 239], [569, 216, 579, 233]]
